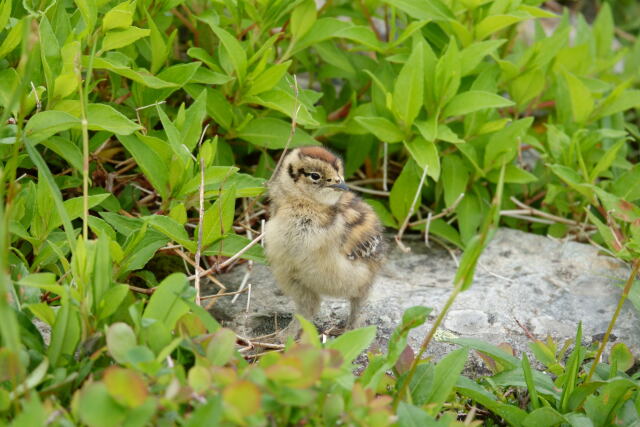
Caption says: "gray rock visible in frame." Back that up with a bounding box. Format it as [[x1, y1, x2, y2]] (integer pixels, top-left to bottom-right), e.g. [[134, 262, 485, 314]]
[[205, 228, 639, 368]]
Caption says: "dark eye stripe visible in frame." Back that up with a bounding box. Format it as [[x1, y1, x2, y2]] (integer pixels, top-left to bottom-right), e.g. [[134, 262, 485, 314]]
[[298, 169, 322, 180]]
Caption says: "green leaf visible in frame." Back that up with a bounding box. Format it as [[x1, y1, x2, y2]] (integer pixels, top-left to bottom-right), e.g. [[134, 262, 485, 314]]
[[48, 290, 80, 367], [236, 117, 317, 148], [434, 37, 460, 108], [522, 353, 540, 409], [25, 111, 81, 144], [510, 68, 545, 107], [290, 0, 316, 40], [443, 91, 514, 117], [384, 0, 453, 21], [198, 186, 236, 248], [590, 140, 625, 183], [291, 18, 351, 55], [143, 273, 191, 330], [548, 164, 593, 199], [148, 215, 195, 252], [562, 70, 593, 124], [87, 104, 141, 135], [203, 234, 267, 264], [90, 56, 177, 89], [0, 18, 24, 59], [456, 376, 528, 425], [117, 134, 169, 200], [180, 89, 208, 151], [389, 160, 421, 222], [441, 155, 468, 207], [404, 137, 440, 181], [102, 27, 150, 52], [409, 363, 434, 405], [487, 164, 537, 184], [78, 383, 127, 427], [206, 23, 247, 83], [354, 117, 404, 143], [460, 39, 506, 76], [41, 137, 83, 171], [104, 367, 148, 408], [447, 337, 520, 370], [246, 61, 291, 97], [475, 12, 530, 40], [397, 401, 434, 426], [178, 166, 239, 197], [206, 328, 237, 366], [106, 322, 137, 364], [74, 0, 97, 35], [393, 41, 424, 126], [426, 347, 468, 413], [610, 342, 634, 373], [98, 285, 130, 320], [327, 326, 376, 369], [102, 0, 135, 31], [522, 407, 567, 427], [0, 0, 11, 31], [596, 89, 640, 119]]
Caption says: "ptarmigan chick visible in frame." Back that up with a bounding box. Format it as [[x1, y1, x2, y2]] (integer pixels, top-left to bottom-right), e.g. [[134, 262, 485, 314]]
[[265, 146, 386, 336]]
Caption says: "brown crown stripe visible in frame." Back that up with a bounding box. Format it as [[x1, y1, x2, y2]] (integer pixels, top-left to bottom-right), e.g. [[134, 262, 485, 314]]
[[298, 146, 340, 171]]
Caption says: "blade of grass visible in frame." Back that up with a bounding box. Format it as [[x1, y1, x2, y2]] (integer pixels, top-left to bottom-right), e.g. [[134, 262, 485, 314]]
[[522, 352, 540, 410], [395, 164, 505, 407], [586, 260, 640, 383]]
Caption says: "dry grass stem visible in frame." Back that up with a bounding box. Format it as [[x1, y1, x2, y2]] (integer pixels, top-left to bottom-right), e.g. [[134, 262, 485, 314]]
[[129, 285, 155, 295], [409, 192, 464, 227], [395, 166, 428, 252], [194, 124, 210, 305], [245, 283, 252, 313], [382, 142, 388, 191], [270, 75, 300, 183], [189, 232, 265, 279], [346, 183, 390, 197], [200, 287, 248, 301], [509, 197, 592, 228]]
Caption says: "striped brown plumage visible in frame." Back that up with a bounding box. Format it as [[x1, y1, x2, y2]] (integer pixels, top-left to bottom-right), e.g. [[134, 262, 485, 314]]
[[265, 146, 386, 338]]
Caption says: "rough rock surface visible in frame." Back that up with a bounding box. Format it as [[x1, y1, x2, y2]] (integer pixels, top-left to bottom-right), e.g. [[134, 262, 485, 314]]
[[206, 228, 640, 369]]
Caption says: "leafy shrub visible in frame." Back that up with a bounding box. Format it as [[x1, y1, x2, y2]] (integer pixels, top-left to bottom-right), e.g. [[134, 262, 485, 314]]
[[1, 0, 640, 424]]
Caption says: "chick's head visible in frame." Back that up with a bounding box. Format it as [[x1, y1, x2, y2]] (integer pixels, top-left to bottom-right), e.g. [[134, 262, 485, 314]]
[[279, 146, 347, 205]]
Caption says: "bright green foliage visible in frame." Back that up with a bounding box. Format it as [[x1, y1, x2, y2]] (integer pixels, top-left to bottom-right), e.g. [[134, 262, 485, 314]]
[[2, 0, 640, 424]]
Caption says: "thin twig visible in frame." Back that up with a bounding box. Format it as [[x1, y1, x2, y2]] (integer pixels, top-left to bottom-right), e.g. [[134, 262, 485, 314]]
[[194, 124, 210, 305], [500, 212, 555, 225], [270, 75, 300, 183], [30, 82, 41, 113], [509, 197, 591, 227], [200, 287, 248, 300], [382, 142, 388, 191], [188, 233, 265, 280], [424, 212, 432, 247], [395, 166, 428, 252], [586, 260, 640, 382], [174, 248, 226, 289], [236, 335, 285, 350], [409, 193, 464, 227], [129, 285, 155, 295], [346, 183, 390, 197], [243, 349, 285, 359], [245, 283, 252, 313]]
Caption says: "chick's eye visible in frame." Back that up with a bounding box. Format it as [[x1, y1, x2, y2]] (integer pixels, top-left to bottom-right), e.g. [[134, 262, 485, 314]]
[[310, 172, 321, 180]]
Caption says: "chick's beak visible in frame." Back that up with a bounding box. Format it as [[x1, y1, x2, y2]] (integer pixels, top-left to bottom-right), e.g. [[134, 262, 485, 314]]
[[330, 181, 349, 191]]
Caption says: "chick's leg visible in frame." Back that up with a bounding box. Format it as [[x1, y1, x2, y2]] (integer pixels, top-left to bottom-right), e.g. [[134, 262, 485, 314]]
[[278, 282, 320, 339], [346, 296, 365, 329]]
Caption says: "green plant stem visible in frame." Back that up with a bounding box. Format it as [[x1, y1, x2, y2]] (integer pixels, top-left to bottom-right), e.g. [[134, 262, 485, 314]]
[[76, 67, 90, 241], [395, 165, 506, 408], [585, 259, 640, 383]]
